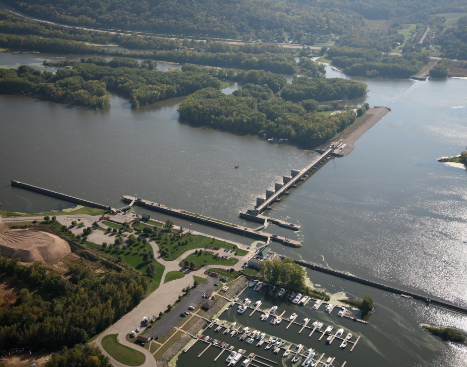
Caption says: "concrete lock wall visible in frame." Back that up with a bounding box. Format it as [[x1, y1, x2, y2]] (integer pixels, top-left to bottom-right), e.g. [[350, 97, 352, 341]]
[[283, 176, 291, 184], [291, 169, 300, 177], [256, 197, 265, 207], [275, 183, 283, 191], [266, 190, 274, 199]]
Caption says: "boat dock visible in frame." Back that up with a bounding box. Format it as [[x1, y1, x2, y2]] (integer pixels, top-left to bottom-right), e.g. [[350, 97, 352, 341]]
[[298, 319, 310, 333], [122, 195, 302, 248], [308, 325, 317, 337], [350, 336, 361, 352]]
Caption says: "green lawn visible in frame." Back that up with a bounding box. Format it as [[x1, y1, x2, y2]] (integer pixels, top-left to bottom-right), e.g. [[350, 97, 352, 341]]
[[157, 232, 247, 261], [193, 275, 208, 284], [102, 220, 133, 232], [164, 270, 185, 283], [179, 250, 238, 270], [101, 334, 146, 366], [243, 267, 259, 276], [86, 242, 165, 292]]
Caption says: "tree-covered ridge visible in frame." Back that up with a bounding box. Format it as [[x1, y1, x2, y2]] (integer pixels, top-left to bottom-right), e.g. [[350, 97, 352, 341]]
[[2, 0, 363, 40], [178, 84, 361, 148], [436, 24, 467, 60], [46, 344, 109, 367], [326, 46, 430, 78], [0, 255, 150, 349]]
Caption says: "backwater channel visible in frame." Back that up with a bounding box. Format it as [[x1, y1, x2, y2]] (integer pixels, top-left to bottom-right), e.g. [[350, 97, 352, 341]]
[[0, 50, 466, 366]]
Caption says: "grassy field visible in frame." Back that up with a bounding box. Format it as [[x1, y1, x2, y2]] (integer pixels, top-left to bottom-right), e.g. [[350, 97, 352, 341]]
[[101, 334, 146, 366], [437, 12, 467, 26], [0, 206, 107, 218], [158, 232, 247, 261], [193, 275, 208, 284], [154, 331, 184, 360], [102, 220, 133, 232], [86, 242, 165, 292], [164, 271, 185, 283], [180, 251, 238, 270]]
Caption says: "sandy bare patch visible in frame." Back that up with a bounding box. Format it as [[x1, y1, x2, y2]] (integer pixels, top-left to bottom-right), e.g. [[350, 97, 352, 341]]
[[0, 229, 71, 263]]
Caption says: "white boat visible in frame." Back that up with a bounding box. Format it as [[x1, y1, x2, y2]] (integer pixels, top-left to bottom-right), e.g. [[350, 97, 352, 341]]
[[254, 282, 263, 291], [302, 357, 312, 367], [340, 341, 348, 349], [279, 340, 286, 347], [230, 322, 236, 329], [301, 318, 309, 326], [238, 305, 246, 314], [265, 342, 274, 350], [270, 316, 277, 325], [269, 306, 278, 314], [316, 322, 323, 331], [215, 325, 222, 332], [325, 304, 333, 313], [230, 330, 237, 337], [289, 313, 298, 321], [338, 307, 346, 317], [336, 328, 344, 337], [345, 333, 353, 340], [208, 323, 214, 328], [278, 288, 286, 297], [292, 354, 301, 363], [304, 348, 313, 358], [253, 300, 262, 308], [242, 359, 251, 367], [275, 316, 282, 325], [257, 340, 265, 347], [299, 296, 310, 305], [312, 300, 321, 310], [324, 326, 333, 334], [242, 298, 250, 305], [249, 280, 257, 288], [226, 351, 238, 363], [326, 335, 333, 344], [283, 349, 291, 357], [242, 327, 249, 333], [289, 293, 296, 302], [260, 313, 269, 321], [310, 360, 317, 367], [244, 299, 252, 307], [273, 346, 281, 354], [294, 344, 303, 353], [231, 352, 243, 365], [293, 293, 302, 304], [258, 333, 265, 340]]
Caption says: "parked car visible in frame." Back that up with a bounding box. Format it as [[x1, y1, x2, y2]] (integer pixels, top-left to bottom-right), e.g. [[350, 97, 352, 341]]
[[188, 306, 195, 310], [180, 313, 186, 317], [184, 311, 190, 316], [214, 283, 219, 286]]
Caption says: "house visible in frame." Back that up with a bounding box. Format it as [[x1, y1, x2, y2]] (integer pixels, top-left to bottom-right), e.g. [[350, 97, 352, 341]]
[[202, 299, 215, 310], [137, 335, 151, 343], [248, 246, 276, 269], [203, 288, 214, 298]]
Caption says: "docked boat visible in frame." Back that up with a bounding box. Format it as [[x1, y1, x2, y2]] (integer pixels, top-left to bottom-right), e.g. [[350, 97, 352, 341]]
[[278, 288, 286, 297], [257, 340, 265, 347], [239, 334, 247, 341], [278, 339, 286, 347], [312, 300, 321, 310], [231, 352, 243, 365], [324, 326, 333, 334], [242, 298, 250, 305], [215, 325, 222, 332], [292, 354, 301, 363], [283, 348, 291, 357], [326, 335, 333, 344], [340, 341, 348, 349], [345, 333, 353, 340], [208, 322, 214, 328], [289, 293, 296, 302], [220, 342, 226, 348], [325, 304, 333, 313], [336, 328, 344, 337], [304, 348, 313, 358], [310, 359, 317, 367], [249, 280, 257, 288], [230, 330, 237, 337], [275, 316, 282, 325], [294, 344, 303, 353], [299, 296, 310, 305], [302, 357, 312, 367], [241, 358, 251, 367], [265, 342, 274, 350], [289, 313, 298, 321], [254, 282, 263, 291], [273, 346, 281, 354], [316, 322, 323, 331], [230, 322, 236, 329], [247, 338, 254, 345], [293, 293, 302, 304], [226, 351, 238, 363], [212, 339, 219, 345], [300, 318, 309, 326], [224, 328, 231, 335], [269, 306, 278, 314], [338, 307, 346, 317], [244, 299, 252, 307], [258, 333, 265, 340], [270, 316, 277, 325], [253, 300, 262, 308], [238, 305, 247, 314], [260, 313, 269, 321]]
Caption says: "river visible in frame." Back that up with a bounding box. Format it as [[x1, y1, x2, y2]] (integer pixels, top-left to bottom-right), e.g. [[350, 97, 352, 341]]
[[0, 50, 466, 366]]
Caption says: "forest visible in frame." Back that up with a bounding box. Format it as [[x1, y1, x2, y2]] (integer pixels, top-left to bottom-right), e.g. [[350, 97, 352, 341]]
[[177, 81, 363, 147], [326, 46, 430, 78], [0, 255, 150, 349]]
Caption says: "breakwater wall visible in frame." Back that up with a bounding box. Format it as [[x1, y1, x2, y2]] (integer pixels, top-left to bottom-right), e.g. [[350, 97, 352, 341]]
[[123, 196, 301, 248], [11, 180, 110, 210], [291, 258, 467, 315]]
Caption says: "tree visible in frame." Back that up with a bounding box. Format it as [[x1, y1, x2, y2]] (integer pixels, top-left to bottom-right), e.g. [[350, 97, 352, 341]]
[[361, 295, 374, 313], [146, 264, 156, 277], [189, 261, 196, 269], [164, 219, 174, 230], [184, 260, 189, 267], [143, 253, 151, 263], [44, 215, 50, 222]]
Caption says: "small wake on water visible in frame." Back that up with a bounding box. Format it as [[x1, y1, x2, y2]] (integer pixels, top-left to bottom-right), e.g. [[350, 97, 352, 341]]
[[387, 80, 417, 107]]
